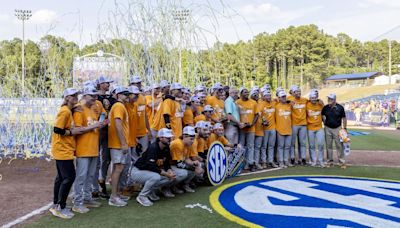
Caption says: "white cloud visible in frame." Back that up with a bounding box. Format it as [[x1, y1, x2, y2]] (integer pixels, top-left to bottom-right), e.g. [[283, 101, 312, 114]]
[[0, 13, 10, 22], [30, 9, 57, 24]]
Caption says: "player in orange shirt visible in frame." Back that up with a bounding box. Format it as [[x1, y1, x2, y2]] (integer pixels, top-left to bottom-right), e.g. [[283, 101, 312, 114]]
[[50, 88, 88, 219], [129, 75, 152, 153], [119, 86, 141, 197], [289, 85, 308, 166], [107, 86, 133, 207], [206, 83, 227, 122], [194, 121, 211, 160], [207, 123, 232, 148], [72, 86, 108, 214], [169, 126, 203, 194], [259, 89, 278, 168], [162, 83, 184, 138], [250, 88, 265, 170], [306, 91, 325, 167], [275, 90, 292, 168], [236, 88, 259, 172]]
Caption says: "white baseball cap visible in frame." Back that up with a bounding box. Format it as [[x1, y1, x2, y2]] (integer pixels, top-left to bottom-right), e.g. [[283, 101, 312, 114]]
[[160, 80, 170, 88], [239, 87, 247, 94], [327, 93, 336, 100], [157, 128, 174, 138], [151, 83, 160, 90], [63, 88, 81, 98], [82, 86, 99, 96], [203, 105, 214, 112], [97, 75, 114, 84], [277, 90, 287, 98], [197, 92, 206, 98], [182, 88, 191, 94], [212, 82, 223, 90], [115, 86, 131, 94], [191, 96, 201, 103], [129, 75, 142, 84], [290, 85, 299, 92], [195, 85, 206, 92], [183, 126, 196, 136], [129, 85, 141, 94], [250, 88, 259, 96], [195, 120, 208, 129], [170, 82, 183, 90], [263, 90, 272, 96], [213, 123, 224, 130], [83, 80, 96, 87], [309, 91, 318, 99]]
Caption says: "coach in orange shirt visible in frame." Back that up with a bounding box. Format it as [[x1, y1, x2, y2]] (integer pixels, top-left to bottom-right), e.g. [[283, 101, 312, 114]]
[[289, 85, 308, 165], [275, 90, 292, 168], [107, 86, 132, 207], [237, 88, 258, 171], [306, 91, 325, 167]]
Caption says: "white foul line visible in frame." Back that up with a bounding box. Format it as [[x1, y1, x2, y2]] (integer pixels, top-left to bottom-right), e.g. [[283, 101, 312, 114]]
[[1, 202, 53, 228], [237, 167, 282, 176]]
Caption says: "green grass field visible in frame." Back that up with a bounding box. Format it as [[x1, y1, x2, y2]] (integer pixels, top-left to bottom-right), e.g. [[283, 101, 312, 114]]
[[25, 166, 400, 228], [349, 128, 400, 151]]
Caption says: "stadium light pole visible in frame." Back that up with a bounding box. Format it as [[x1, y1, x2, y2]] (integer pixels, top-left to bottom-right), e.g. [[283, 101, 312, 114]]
[[173, 9, 189, 83], [15, 9, 32, 97]]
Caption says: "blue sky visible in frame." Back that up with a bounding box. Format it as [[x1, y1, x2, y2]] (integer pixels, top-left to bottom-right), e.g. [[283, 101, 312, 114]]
[[1, 0, 400, 47]]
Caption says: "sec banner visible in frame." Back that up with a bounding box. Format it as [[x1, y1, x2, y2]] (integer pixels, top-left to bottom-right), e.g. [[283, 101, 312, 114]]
[[210, 175, 400, 228], [207, 142, 228, 186]]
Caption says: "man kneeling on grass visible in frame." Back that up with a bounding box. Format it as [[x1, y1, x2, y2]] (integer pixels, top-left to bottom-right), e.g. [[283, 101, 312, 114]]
[[168, 126, 204, 195], [129, 128, 177, 206]]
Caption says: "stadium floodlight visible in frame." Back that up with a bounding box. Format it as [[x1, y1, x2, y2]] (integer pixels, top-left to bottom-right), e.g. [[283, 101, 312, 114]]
[[173, 9, 190, 84], [15, 9, 32, 97]]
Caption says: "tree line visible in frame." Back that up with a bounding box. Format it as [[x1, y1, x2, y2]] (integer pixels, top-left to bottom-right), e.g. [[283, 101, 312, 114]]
[[0, 24, 399, 97]]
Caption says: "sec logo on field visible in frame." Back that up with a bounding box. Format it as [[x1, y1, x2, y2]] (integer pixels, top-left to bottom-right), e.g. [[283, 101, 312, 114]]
[[207, 142, 228, 186], [210, 175, 400, 228]]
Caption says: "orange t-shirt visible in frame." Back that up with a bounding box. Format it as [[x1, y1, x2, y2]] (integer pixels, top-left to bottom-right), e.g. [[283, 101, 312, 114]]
[[162, 99, 183, 138], [188, 137, 199, 157], [236, 99, 258, 133], [255, 101, 264, 137], [306, 101, 323, 131], [152, 99, 164, 131], [125, 102, 138, 147], [259, 100, 276, 130], [207, 133, 229, 147], [146, 94, 161, 127], [287, 95, 295, 101], [51, 106, 76, 160], [197, 137, 208, 154], [170, 138, 190, 161], [183, 108, 194, 126], [108, 102, 129, 149], [206, 95, 225, 119], [135, 94, 148, 137], [194, 114, 208, 124], [73, 104, 100, 157], [275, 102, 292, 135], [291, 97, 308, 126]]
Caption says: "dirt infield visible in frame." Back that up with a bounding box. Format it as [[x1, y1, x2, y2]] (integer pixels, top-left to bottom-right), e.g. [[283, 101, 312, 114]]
[[0, 158, 55, 226], [346, 150, 400, 167], [0, 150, 399, 227]]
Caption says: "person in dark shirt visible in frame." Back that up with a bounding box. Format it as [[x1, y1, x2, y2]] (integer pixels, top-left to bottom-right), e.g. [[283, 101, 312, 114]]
[[321, 93, 347, 167], [129, 128, 176, 207]]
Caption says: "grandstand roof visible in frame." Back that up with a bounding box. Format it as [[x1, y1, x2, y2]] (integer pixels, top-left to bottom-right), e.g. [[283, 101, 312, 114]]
[[325, 72, 381, 81]]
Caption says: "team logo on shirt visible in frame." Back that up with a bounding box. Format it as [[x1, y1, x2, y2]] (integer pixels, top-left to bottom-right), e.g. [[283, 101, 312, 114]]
[[278, 109, 291, 119], [207, 142, 228, 186], [210, 176, 400, 228]]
